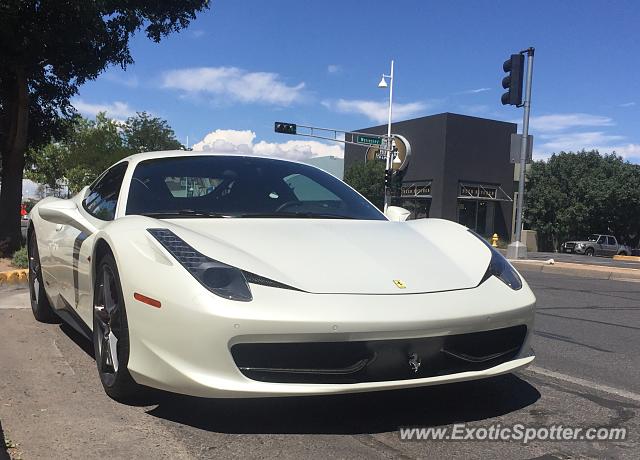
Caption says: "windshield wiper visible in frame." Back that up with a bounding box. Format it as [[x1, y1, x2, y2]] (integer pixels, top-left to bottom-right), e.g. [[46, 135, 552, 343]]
[[237, 212, 353, 219], [140, 210, 235, 218]]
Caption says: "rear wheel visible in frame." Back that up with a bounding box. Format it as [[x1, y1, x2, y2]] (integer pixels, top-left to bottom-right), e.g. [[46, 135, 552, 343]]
[[93, 252, 145, 403], [28, 230, 58, 323]]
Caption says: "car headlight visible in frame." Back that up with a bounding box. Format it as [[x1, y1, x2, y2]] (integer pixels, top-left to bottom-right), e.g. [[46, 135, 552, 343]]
[[148, 228, 252, 302], [468, 230, 522, 290]]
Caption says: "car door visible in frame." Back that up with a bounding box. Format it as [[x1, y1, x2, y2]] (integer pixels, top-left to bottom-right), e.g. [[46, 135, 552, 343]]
[[594, 235, 606, 255], [57, 163, 128, 308], [606, 236, 618, 256]]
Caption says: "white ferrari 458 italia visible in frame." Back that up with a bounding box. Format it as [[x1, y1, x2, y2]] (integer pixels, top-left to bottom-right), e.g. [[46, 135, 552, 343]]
[[28, 151, 535, 402]]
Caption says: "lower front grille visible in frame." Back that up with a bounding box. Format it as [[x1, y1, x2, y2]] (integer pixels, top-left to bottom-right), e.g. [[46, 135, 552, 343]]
[[231, 325, 527, 384]]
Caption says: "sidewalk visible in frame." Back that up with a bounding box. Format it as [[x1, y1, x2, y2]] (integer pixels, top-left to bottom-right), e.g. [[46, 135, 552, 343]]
[[511, 259, 640, 281]]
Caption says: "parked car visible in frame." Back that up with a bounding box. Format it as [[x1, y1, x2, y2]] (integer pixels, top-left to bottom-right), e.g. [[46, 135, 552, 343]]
[[21, 213, 30, 241], [28, 151, 535, 403], [561, 234, 631, 257]]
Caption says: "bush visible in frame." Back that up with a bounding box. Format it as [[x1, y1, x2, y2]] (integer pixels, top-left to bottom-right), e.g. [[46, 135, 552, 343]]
[[11, 246, 29, 269]]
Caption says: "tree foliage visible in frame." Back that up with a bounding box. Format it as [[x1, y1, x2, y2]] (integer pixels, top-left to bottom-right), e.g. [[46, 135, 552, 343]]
[[0, 0, 210, 255], [26, 112, 184, 193], [344, 160, 386, 210], [123, 112, 184, 153], [525, 150, 640, 251]]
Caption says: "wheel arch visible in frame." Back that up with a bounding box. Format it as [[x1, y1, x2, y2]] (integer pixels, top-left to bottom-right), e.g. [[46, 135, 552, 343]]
[[92, 238, 115, 284]]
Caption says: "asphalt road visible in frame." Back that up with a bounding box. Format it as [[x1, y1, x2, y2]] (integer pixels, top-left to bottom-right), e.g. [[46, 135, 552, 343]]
[[1, 270, 638, 459]]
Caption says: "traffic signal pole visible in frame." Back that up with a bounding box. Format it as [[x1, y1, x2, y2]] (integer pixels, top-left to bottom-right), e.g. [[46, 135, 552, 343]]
[[508, 47, 535, 260]]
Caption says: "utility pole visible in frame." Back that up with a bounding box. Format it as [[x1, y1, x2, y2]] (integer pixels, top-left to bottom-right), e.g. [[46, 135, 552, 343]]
[[505, 47, 535, 260]]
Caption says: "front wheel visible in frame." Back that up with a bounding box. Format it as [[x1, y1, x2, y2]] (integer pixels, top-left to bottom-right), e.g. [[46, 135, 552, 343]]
[[28, 230, 58, 323], [585, 248, 594, 257], [93, 252, 145, 403]]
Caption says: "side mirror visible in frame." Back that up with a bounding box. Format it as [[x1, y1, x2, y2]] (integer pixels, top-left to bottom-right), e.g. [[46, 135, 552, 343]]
[[384, 206, 411, 222], [38, 199, 97, 235]]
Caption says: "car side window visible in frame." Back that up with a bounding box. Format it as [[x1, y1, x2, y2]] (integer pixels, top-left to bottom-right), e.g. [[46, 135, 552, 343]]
[[596, 236, 605, 244], [607, 236, 616, 245], [83, 162, 128, 221]]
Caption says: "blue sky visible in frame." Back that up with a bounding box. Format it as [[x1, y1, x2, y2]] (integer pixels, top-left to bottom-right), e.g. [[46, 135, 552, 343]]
[[74, 0, 640, 163]]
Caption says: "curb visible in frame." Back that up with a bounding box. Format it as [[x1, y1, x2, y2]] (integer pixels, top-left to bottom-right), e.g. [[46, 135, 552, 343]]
[[512, 260, 640, 281], [613, 254, 640, 262], [0, 269, 28, 289]]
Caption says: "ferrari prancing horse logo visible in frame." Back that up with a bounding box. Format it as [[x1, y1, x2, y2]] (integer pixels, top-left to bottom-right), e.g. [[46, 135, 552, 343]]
[[393, 279, 407, 289]]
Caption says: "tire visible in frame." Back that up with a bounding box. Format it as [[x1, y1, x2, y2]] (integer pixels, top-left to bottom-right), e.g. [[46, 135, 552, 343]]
[[618, 251, 628, 256], [585, 248, 594, 257], [28, 230, 59, 323], [92, 252, 145, 403]]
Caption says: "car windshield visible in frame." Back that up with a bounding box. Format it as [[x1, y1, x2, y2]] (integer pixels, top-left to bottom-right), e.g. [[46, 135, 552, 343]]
[[125, 155, 386, 220], [587, 234, 600, 242]]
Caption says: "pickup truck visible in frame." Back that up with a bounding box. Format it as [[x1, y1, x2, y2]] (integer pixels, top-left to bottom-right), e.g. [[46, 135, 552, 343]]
[[561, 234, 631, 257]]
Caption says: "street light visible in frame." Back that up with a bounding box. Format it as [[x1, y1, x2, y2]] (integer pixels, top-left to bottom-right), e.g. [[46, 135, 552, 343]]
[[378, 59, 394, 212], [392, 148, 402, 170]]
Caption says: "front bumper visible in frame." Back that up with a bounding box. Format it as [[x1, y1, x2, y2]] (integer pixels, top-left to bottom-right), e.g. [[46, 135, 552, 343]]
[[122, 269, 536, 398]]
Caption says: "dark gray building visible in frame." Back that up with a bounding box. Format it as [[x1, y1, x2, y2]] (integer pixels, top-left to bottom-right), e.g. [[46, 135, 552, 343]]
[[343, 112, 516, 238]]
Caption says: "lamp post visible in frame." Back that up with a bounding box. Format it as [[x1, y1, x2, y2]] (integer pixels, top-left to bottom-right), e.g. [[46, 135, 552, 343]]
[[378, 60, 394, 212]]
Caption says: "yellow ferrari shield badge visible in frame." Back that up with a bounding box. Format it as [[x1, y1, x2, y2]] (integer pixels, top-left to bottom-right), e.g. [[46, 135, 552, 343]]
[[393, 279, 407, 289]]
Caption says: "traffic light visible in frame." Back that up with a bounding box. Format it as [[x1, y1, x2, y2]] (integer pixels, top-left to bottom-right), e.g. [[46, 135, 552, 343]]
[[501, 54, 524, 106], [274, 122, 297, 135], [384, 169, 393, 188]]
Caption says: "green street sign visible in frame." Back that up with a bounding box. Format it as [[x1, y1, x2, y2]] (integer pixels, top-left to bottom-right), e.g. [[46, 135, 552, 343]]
[[356, 135, 382, 145]]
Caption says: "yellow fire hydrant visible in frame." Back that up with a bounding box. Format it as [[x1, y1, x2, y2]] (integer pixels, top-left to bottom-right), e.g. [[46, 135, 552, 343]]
[[491, 233, 499, 248]]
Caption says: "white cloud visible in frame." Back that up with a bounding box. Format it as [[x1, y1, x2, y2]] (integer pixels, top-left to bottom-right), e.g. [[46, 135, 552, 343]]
[[525, 113, 614, 133], [322, 98, 428, 123], [193, 129, 256, 150], [161, 67, 306, 106], [607, 144, 640, 158], [534, 132, 640, 160], [536, 131, 623, 152], [618, 102, 636, 107], [458, 87, 491, 94], [72, 99, 135, 118], [518, 112, 638, 160], [327, 64, 341, 74], [192, 129, 343, 161]]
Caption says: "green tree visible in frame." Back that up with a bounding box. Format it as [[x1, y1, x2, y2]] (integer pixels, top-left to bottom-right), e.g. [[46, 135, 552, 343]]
[[27, 112, 185, 193], [344, 160, 386, 210], [525, 150, 640, 251], [25, 142, 69, 194], [64, 113, 130, 192], [0, 0, 210, 255], [124, 112, 184, 153]]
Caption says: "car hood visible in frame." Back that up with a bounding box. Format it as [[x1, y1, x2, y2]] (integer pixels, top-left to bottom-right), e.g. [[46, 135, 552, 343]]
[[159, 218, 492, 295]]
